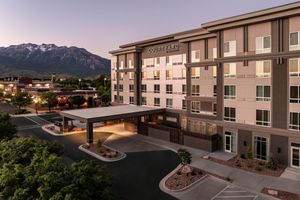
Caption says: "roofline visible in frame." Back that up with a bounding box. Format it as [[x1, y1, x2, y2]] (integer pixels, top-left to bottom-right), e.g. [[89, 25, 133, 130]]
[[202, 1, 300, 29]]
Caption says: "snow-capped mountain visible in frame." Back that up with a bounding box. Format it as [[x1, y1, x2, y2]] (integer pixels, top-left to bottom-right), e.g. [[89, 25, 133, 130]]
[[0, 43, 110, 77]]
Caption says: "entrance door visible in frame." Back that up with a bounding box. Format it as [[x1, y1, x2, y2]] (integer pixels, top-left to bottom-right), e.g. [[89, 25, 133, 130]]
[[291, 147, 300, 169], [224, 132, 232, 153]]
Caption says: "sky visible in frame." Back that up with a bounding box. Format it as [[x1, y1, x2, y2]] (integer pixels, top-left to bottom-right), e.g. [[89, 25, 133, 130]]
[[0, 0, 297, 58]]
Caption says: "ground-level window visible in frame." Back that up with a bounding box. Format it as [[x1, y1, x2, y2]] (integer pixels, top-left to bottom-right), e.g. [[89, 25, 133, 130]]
[[254, 136, 268, 161], [224, 131, 237, 153], [141, 97, 147, 105], [291, 143, 300, 168], [188, 119, 205, 134], [290, 112, 300, 130], [119, 96, 123, 103]]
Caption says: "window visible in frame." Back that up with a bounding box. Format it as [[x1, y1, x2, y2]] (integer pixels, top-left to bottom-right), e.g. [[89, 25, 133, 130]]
[[290, 86, 300, 103], [254, 136, 268, 160], [256, 60, 271, 77], [224, 63, 236, 78], [166, 70, 172, 80], [192, 50, 200, 62], [120, 61, 124, 69], [166, 84, 173, 94], [224, 41, 236, 57], [191, 101, 200, 113], [166, 98, 173, 108], [129, 72, 134, 80], [256, 36, 271, 54], [224, 85, 236, 99], [114, 84, 117, 91], [188, 119, 206, 134], [290, 32, 300, 51], [256, 110, 270, 126], [129, 96, 134, 104], [141, 72, 147, 80], [213, 66, 217, 78], [182, 85, 187, 94], [213, 85, 217, 97], [290, 58, 300, 76], [191, 67, 200, 79], [141, 84, 147, 93], [154, 84, 160, 93], [213, 103, 217, 115], [154, 98, 160, 107], [182, 100, 187, 110], [213, 48, 217, 59], [119, 96, 123, 103], [182, 68, 186, 79], [129, 84, 135, 92], [224, 107, 236, 121], [153, 70, 160, 80], [155, 57, 160, 66], [290, 112, 300, 130], [141, 97, 147, 105], [256, 86, 271, 101], [191, 85, 200, 96], [119, 84, 123, 92], [119, 72, 124, 80], [128, 59, 133, 68], [166, 56, 171, 65]]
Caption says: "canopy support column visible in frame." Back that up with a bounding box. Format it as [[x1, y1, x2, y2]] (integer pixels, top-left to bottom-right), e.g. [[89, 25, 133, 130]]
[[86, 122, 93, 144]]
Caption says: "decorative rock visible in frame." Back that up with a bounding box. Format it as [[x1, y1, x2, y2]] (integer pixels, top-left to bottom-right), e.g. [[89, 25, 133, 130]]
[[268, 189, 278, 196], [181, 165, 192, 174], [203, 155, 210, 159]]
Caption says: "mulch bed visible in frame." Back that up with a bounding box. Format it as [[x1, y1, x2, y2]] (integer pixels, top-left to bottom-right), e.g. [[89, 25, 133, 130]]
[[165, 165, 231, 190], [82, 143, 122, 160], [206, 155, 286, 177], [261, 187, 300, 200]]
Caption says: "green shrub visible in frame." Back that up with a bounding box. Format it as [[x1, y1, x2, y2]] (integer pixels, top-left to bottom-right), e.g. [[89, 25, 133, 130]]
[[255, 164, 263, 171], [266, 157, 278, 170], [247, 148, 253, 159], [96, 139, 103, 148], [177, 149, 192, 165]]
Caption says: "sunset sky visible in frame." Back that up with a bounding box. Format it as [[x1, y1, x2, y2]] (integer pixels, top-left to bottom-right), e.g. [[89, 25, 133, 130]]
[[0, 0, 296, 58]]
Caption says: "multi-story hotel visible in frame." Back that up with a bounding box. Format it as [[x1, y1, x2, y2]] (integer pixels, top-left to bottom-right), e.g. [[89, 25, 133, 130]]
[[110, 2, 300, 169]]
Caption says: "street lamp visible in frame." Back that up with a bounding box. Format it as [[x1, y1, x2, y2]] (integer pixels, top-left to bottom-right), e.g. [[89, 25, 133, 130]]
[[104, 77, 107, 88], [34, 98, 39, 115]]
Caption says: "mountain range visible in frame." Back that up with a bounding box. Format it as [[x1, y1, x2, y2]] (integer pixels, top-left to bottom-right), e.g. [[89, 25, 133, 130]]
[[0, 43, 111, 78]]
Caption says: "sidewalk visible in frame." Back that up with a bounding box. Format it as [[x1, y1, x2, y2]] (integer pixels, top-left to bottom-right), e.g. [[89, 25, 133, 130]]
[[112, 130, 300, 196]]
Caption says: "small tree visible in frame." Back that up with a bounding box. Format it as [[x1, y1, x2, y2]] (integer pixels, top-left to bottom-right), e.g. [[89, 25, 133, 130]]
[[101, 92, 110, 105], [71, 95, 86, 108], [11, 92, 32, 112], [177, 149, 192, 165], [40, 92, 58, 112], [0, 112, 16, 139]]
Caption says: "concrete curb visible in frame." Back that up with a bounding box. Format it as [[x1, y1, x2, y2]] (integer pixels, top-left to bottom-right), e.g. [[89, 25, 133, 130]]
[[42, 124, 85, 136], [78, 144, 126, 162], [159, 164, 210, 193]]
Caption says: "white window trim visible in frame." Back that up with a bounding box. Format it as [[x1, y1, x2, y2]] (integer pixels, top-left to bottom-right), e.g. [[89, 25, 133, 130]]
[[256, 60, 271, 78], [289, 112, 300, 131], [256, 109, 271, 127], [224, 63, 236, 78], [256, 36, 271, 54], [191, 50, 201, 62], [224, 85, 236, 100], [289, 58, 300, 77], [289, 31, 300, 51], [191, 101, 200, 114], [256, 85, 271, 102], [224, 40, 236, 57], [253, 135, 269, 161]]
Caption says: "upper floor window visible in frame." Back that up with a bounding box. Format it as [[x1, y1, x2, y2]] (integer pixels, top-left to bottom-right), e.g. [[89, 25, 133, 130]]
[[141, 97, 147, 105], [141, 84, 147, 93], [166, 98, 173, 108], [213, 48, 217, 59], [290, 32, 300, 51], [154, 84, 160, 93], [290, 58, 300, 76], [256, 60, 271, 78], [290, 86, 300, 103], [119, 84, 123, 92], [153, 70, 160, 80], [191, 101, 200, 114], [155, 57, 160, 66], [182, 85, 187, 94], [192, 50, 200, 62], [129, 84, 135, 92], [128, 59, 134, 69], [119, 72, 124, 80], [224, 107, 236, 122], [166, 56, 171, 65], [256, 86, 271, 101], [290, 112, 300, 130], [256, 36, 271, 54], [113, 84, 117, 91], [166, 70, 172, 80], [182, 69, 186, 79], [154, 98, 160, 107], [224, 85, 236, 99], [119, 96, 123, 103], [256, 109, 270, 126], [213, 66, 217, 78], [191, 85, 200, 96], [182, 100, 187, 110], [166, 84, 173, 94], [129, 96, 134, 104], [224, 63, 236, 78], [213, 103, 217, 115], [224, 41, 236, 57], [141, 72, 147, 80], [129, 72, 134, 80], [120, 61, 124, 69], [213, 85, 217, 97], [191, 67, 200, 79]]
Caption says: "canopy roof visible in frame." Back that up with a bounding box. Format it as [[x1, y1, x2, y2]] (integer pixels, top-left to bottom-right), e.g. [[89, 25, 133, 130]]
[[60, 105, 165, 123]]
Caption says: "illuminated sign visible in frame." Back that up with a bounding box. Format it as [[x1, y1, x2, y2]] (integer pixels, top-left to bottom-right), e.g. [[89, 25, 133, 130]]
[[148, 43, 179, 54]]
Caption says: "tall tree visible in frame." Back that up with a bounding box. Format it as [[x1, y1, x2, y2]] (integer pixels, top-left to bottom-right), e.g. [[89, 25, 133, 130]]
[[0, 112, 16, 139], [71, 95, 86, 108], [11, 92, 32, 111], [40, 92, 58, 112]]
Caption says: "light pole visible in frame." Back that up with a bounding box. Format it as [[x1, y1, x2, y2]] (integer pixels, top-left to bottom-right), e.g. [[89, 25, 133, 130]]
[[34, 98, 39, 115], [104, 77, 107, 88]]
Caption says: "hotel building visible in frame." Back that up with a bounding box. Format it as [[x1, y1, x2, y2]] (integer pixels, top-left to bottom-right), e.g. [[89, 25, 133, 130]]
[[110, 2, 300, 169]]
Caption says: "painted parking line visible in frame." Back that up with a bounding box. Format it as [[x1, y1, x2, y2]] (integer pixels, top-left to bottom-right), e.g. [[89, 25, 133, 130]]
[[17, 125, 40, 130], [25, 116, 52, 126], [213, 185, 258, 200]]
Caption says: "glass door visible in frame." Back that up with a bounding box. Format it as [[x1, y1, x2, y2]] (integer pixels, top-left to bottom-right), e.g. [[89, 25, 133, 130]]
[[291, 147, 300, 169], [225, 132, 232, 153]]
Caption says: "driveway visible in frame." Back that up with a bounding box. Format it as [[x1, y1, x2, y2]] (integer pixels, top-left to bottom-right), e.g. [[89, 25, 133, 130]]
[[14, 116, 180, 200]]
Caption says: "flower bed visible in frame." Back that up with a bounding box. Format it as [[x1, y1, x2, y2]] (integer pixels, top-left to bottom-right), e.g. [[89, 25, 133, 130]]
[[206, 155, 286, 177], [81, 143, 124, 161], [261, 187, 300, 200]]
